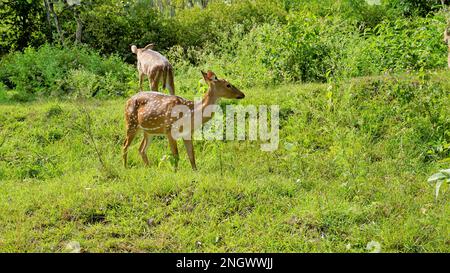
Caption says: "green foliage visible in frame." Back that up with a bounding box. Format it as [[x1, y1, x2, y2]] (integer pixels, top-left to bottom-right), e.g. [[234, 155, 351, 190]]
[[340, 0, 388, 29], [80, 1, 177, 63], [2, 0, 449, 87], [342, 14, 448, 77], [385, 0, 446, 17], [0, 44, 135, 100], [173, 0, 286, 49], [2, 10, 448, 100], [166, 11, 447, 87], [0, 0, 49, 55], [1, 0, 449, 253], [0, 71, 448, 252]]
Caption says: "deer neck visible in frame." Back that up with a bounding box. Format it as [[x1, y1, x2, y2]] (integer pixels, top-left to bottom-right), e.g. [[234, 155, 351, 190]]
[[191, 88, 219, 126], [203, 88, 219, 107]]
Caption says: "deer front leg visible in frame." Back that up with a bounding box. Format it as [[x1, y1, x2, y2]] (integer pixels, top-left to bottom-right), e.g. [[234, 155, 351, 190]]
[[167, 134, 179, 171], [183, 139, 197, 171]]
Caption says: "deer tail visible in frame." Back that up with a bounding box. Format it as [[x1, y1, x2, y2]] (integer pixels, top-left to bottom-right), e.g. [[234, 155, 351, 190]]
[[161, 67, 168, 93], [125, 97, 139, 131], [166, 66, 175, 95]]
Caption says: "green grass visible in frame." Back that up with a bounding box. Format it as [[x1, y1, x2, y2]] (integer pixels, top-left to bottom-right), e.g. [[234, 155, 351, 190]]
[[0, 71, 449, 253]]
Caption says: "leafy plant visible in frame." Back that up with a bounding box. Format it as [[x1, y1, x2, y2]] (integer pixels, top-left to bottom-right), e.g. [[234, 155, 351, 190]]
[[427, 169, 450, 200]]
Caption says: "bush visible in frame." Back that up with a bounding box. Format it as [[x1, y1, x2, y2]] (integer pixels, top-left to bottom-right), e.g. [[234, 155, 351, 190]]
[[341, 14, 448, 78], [386, 0, 445, 17], [1, 1, 448, 98], [173, 0, 286, 49], [80, 2, 177, 63], [0, 44, 135, 100], [168, 9, 448, 87], [0, 0, 49, 55]]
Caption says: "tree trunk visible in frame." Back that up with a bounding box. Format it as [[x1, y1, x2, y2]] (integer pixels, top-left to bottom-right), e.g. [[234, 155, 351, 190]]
[[74, 8, 82, 44], [48, 0, 65, 46], [43, 0, 53, 40], [201, 0, 208, 9]]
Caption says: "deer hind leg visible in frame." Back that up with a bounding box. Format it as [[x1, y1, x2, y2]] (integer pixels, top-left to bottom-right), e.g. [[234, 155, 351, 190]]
[[166, 78, 175, 95], [166, 67, 175, 95], [123, 128, 138, 168], [139, 72, 145, 92], [167, 134, 179, 171], [183, 139, 197, 171], [149, 69, 161, 92], [139, 132, 152, 167]]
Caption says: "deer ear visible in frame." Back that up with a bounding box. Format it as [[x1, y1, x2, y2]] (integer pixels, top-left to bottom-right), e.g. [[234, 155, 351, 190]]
[[201, 71, 208, 82], [201, 70, 217, 82], [207, 70, 218, 81]]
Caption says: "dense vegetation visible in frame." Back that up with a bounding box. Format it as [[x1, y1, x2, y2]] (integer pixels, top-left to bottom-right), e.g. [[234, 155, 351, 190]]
[[0, 0, 449, 252], [1, 0, 450, 98]]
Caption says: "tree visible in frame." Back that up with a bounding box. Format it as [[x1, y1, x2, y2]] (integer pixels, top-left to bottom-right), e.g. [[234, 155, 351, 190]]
[[0, 0, 48, 54], [44, 0, 65, 45], [67, 0, 83, 44]]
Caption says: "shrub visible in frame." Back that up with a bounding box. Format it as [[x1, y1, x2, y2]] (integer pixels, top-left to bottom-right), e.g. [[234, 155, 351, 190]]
[[386, 0, 445, 17], [341, 14, 448, 77], [168, 10, 448, 86], [173, 0, 286, 49], [80, 2, 176, 63], [0, 44, 135, 100]]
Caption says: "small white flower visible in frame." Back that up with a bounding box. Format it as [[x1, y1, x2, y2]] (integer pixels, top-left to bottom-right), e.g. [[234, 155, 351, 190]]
[[65, 241, 81, 253], [366, 241, 381, 253]]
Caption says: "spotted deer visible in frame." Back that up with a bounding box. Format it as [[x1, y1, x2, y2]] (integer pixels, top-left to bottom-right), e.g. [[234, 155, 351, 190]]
[[122, 70, 245, 170], [131, 43, 175, 94], [445, 27, 450, 69]]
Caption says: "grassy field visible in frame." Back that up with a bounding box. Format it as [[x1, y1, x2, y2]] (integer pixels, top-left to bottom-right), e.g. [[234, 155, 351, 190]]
[[0, 71, 449, 253]]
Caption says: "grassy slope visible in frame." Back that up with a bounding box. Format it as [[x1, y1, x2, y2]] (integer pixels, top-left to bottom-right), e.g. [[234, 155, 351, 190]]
[[0, 71, 449, 253]]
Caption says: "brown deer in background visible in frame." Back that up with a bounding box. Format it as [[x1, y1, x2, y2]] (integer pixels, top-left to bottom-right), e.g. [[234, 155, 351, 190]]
[[131, 44, 175, 95], [122, 70, 245, 170], [444, 27, 450, 69]]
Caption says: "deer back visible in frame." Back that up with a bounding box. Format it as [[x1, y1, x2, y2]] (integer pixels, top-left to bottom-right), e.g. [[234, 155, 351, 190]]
[[126, 92, 192, 135], [137, 49, 172, 75]]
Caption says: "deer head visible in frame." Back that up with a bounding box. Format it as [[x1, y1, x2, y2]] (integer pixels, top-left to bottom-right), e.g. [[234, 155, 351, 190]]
[[201, 70, 245, 99]]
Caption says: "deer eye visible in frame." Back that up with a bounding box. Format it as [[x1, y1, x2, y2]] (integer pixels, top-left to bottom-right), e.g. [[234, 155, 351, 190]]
[[227, 84, 231, 88]]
